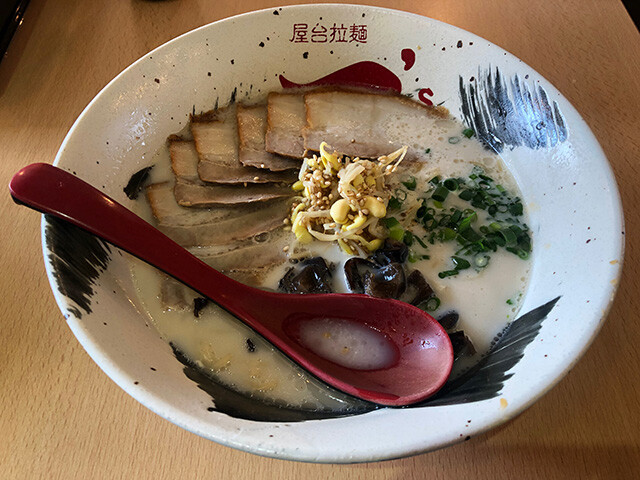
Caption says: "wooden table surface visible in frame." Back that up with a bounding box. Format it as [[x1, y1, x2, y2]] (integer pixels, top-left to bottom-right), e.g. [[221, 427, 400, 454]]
[[1, 0, 639, 478]]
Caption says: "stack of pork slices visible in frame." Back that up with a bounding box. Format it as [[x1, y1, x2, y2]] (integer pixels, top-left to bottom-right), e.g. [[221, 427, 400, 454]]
[[146, 89, 448, 308]]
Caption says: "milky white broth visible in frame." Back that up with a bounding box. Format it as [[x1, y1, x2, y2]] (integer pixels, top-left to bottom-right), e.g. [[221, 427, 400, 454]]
[[130, 110, 531, 411]]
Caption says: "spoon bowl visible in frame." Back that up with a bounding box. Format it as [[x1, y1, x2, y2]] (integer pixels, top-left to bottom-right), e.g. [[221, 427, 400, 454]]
[[10, 163, 453, 406]]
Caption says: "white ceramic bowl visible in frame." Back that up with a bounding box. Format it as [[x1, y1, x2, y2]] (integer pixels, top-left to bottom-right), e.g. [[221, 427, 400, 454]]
[[44, 4, 624, 463]]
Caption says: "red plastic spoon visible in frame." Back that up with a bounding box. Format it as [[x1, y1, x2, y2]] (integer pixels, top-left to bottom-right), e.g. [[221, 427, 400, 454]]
[[10, 163, 453, 406]]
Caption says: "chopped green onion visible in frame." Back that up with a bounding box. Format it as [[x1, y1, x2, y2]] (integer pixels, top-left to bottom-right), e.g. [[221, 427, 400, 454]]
[[408, 252, 419, 263], [401, 176, 417, 191], [420, 296, 441, 311], [382, 217, 400, 228], [509, 202, 524, 216], [463, 208, 476, 216], [388, 196, 402, 211], [475, 255, 490, 268], [389, 227, 405, 241], [403, 231, 414, 246], [429, 175, 441, 186], [423, 217, 438, 230], [509, 225, 523, 237], [452, 256, 471, 270], [492, 234, 506, 247], [437, 214, 451, 227], [438, 270, 459, 279], [443, 178, 459, 191], [518, 236, 532, 252], [425, 296, 440, 311], [460, 227, 482, 242], [425, 148, 431, 154], [500, 228, 517, 245], [394, 189, 407, 201], [415, 236, 429, 249], [506, 298, 514, 305], [449, 209, 462, 225], [459, 189, 474, 201], [441, 227, 457, 241], [462, 128, 475, 138], [432, 186, 449, 203], [458, 212, 477, 231], [433, 200, 444, 209]]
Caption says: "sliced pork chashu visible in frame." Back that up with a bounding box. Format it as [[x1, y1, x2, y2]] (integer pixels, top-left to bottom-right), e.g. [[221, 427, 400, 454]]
[[149, 181, 260, 224], [188, 236, 288, 272], [265, 92, 307, 158], [168, 136, 293, 206], [169, 137, 201, 183], [147, 182, 291, 247], [303, 90, 449, 161], [237, 104, 301, 171], [173, 181, 291, 207], [159, 264, 277, 310], [191, 108, 296, 184]]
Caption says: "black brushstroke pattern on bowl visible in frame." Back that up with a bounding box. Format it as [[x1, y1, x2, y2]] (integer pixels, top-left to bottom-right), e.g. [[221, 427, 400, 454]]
[[459, 67, 567, 152], [44, 215, 111, 319]]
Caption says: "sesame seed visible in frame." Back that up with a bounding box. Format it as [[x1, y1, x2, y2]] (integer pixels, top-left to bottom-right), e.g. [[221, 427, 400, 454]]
[[283, 246, 290, 252], [253, 176, 260, 181]]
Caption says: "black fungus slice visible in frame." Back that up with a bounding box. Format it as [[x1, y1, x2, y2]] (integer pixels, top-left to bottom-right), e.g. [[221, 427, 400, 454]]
[[437, 311, 460, 330], [278, 257, 334, 294], [370, 238, 409, 266], [123, 166, 153, 200], [363, 263, 406, 299], [449, 331, 476, 359], [193, 297, 209, 317], [343, 257, 377, 293], [404, 269, 435, 306]]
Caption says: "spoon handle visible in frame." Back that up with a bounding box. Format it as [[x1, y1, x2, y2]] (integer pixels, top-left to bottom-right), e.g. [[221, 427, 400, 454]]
[[9, 163, 257, 315], [10, 163, 455, 406]]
